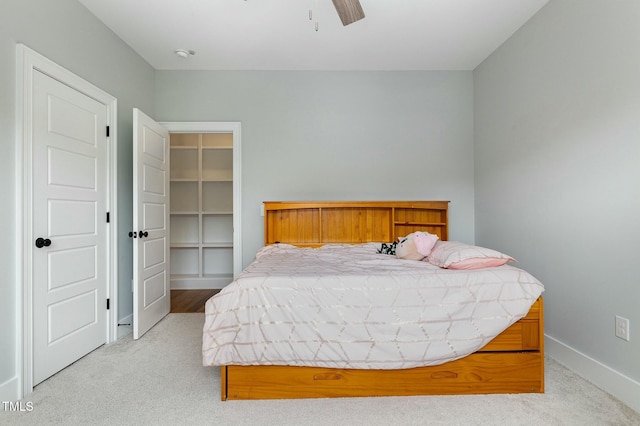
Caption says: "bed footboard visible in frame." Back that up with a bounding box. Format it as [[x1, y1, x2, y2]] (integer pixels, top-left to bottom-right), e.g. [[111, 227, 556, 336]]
[[221, 297, 544, 400]]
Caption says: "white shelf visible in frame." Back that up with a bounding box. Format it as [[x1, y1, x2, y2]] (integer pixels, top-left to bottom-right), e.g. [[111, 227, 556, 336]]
[[202, 149, 232, 181], [170, 243, 200, 249], [170, 215, 198, 244], [170, 133, 199, 148], [203, 273, 234, 280], [170, 178, 199, 182], [170, 247, 199, 276], [170, 146, 198, 150], [203, 247, 233, 275], [202, 133, 232, 149], [170, 181, 198, 212], [203, 214, 233, 244], [169, 132, 234, 290], [171, 274, 200, 279], [202, 181, 233, 212], [170, 274, 233, 290], [170, 148, 198, 180], [202, 174, 232, 182], [202, 242, 233, 248]]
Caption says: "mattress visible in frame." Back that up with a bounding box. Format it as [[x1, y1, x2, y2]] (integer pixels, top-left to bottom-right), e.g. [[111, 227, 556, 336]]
[[203, 243, 544, 370]]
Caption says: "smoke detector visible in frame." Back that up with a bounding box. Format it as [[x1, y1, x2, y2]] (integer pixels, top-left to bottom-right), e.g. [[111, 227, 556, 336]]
[[174, 49, 195, 58]]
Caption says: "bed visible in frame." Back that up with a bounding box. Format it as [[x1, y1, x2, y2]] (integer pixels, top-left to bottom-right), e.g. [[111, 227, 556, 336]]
[[203, 201, 544, 400]]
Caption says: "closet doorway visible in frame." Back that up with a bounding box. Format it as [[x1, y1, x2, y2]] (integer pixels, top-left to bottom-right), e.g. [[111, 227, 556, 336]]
[[162, 122, 242, 290]]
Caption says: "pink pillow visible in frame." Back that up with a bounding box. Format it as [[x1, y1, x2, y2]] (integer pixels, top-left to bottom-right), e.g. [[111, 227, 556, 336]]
[[426, 241, 514, 269], [447, 257, 511, 270]]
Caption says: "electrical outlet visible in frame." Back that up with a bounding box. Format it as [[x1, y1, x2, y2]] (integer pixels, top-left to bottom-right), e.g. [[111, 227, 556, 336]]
[[615, 315, 630, 341]]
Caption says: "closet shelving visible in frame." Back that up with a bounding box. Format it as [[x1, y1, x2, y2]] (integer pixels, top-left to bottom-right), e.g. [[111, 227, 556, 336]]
[[170, 133, 234, 289]]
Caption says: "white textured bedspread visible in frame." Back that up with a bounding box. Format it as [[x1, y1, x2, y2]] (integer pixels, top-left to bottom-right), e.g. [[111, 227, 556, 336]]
[[203, 243, 544, 369]]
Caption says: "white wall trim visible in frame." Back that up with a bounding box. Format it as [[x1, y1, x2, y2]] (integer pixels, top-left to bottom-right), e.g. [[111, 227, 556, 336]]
[[116, 314, 133, 339], [15, 44, 118, 399], [13, 43, 27, 403], [546, 335, 640, 414], [160, 121, 243, 278]]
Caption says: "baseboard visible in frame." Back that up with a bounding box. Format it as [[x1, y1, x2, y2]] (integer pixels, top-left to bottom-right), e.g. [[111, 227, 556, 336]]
[[117, 314, 133, 339], [0, 375, 20, 402], [546, 335, 640, 414]]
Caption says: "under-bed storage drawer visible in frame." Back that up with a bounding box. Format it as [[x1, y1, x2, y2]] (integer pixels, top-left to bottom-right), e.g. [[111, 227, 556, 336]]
[[481, 319, 539, 351], [480, 297, 542, 352], [224, 351, 543, 400]]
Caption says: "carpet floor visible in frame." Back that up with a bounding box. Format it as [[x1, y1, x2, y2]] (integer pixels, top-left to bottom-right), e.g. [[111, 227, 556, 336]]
[[2, 313, 639, 425]]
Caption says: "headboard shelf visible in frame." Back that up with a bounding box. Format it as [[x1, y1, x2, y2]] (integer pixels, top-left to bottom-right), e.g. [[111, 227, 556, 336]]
[[393, 221, 448, 226], [263, 201, 449, 246]]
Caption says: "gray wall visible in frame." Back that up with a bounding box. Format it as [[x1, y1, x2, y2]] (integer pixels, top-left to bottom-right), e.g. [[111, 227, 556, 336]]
[[155, 71, 476, 264], [474, 0, 640, 387], [0, 0, 154, 400], [7, 0, 636, 411]]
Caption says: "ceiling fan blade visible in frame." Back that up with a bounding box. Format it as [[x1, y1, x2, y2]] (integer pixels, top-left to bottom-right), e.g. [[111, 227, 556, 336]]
[[331, 0, 365, 26]]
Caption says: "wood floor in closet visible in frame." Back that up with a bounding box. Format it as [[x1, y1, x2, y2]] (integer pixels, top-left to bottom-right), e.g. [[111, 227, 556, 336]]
[[170, 290, 220, 313]]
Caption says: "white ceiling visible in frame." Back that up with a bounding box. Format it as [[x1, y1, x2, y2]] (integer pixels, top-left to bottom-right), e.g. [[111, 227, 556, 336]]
[[78, 0, 549, 71]]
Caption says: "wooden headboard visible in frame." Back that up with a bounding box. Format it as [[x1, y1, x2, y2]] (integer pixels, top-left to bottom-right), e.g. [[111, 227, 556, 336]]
[[263, 201, 449, 247]]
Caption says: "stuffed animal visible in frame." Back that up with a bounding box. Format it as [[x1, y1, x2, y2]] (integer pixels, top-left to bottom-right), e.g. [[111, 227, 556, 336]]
[[377, 241, 398, 255], [395, 231, 439, 261]]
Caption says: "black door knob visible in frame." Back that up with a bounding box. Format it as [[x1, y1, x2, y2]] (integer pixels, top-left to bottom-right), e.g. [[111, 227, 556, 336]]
[[128, 231, 137, 238], [35, 238, 51, 248], [139, 231, 148, 238]]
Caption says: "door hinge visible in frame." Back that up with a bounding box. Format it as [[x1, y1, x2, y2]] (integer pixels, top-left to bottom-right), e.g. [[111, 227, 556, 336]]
[[106, 126, 110, 137], [106, 212, 110, 223], [106, 298, 110, 310]]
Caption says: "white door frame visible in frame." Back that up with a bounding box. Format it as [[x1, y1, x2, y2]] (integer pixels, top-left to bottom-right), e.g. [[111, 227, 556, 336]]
[[15, 44, 118, 397], [160, 122, 242, 278]]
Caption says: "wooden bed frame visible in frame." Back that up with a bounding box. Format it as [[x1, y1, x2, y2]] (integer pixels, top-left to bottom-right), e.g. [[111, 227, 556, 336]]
[[220, 201, 544, 400]]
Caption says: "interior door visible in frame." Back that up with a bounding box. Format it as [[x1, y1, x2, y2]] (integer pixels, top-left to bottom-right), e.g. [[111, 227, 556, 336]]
[[132, 108, 170, 339], [32, 69, 108, 385]]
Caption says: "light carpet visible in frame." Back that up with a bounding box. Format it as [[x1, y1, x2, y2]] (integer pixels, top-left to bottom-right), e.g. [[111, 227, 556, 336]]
[[2, 313, 639, 426]]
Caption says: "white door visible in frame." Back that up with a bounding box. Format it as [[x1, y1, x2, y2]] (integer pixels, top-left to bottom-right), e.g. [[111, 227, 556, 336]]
[[132, 108, 170, 339], [32, 70, 108, 385]]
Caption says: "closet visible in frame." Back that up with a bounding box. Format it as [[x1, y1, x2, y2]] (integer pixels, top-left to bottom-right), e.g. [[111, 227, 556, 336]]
[[169, 131, 237, 289]]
